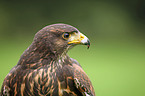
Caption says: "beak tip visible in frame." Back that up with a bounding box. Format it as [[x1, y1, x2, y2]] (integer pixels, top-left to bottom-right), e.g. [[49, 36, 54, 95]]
[[87, 40, 90, 49], [84, 39, 90, 49], [87, 45, 90, 49]]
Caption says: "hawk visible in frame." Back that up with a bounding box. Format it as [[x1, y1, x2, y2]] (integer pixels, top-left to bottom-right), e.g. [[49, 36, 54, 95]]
[[1, 24, 95, 96]]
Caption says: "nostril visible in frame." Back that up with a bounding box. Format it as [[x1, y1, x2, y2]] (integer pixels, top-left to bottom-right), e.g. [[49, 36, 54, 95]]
[[80, 36, 84, 39]]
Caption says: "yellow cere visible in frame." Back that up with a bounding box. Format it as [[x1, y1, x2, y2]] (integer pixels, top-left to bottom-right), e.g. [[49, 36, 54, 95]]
[[68, 33, 85, 44]]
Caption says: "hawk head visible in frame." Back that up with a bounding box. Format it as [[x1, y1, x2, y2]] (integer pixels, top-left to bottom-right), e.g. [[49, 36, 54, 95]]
[[33, 24, 90, 57]]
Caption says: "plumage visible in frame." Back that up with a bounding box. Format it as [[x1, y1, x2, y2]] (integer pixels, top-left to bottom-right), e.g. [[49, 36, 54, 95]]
[[0, 24, 95, 96]]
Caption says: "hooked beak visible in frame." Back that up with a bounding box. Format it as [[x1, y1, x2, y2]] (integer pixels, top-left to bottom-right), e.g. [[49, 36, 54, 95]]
[[68, 32, 90, 49]]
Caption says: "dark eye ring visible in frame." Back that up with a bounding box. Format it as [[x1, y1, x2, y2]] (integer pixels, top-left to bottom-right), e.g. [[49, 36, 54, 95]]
[[62, 32, 71, 39]]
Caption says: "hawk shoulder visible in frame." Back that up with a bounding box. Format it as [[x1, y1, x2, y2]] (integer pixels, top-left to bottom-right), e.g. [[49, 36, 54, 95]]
[[70, 58, 95, 96]]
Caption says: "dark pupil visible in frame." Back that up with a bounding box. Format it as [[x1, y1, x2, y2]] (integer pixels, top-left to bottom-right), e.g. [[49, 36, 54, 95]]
[[64, 33, 69, 38]]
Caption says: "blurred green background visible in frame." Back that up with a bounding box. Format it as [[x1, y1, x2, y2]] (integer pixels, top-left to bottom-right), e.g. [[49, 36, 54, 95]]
[[0, 0, 145, 96]]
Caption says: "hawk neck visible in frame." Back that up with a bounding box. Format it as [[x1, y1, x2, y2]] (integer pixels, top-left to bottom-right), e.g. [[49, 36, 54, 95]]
[[17, 43, 70, 69]]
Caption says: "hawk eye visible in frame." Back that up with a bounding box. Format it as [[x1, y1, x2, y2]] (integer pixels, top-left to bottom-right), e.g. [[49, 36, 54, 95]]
[[62, 32, 71, 39]]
